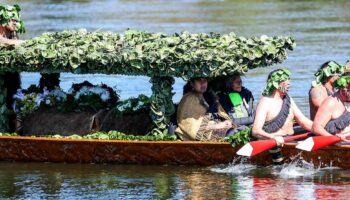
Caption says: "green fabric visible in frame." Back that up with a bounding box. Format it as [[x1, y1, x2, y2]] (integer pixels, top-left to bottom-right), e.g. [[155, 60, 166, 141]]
[[228, 92, 242, 106], [229, 93, 244, 118]]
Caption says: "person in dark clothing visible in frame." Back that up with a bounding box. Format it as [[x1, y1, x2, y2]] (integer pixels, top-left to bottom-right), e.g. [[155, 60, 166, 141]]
[[218, 75, 255, 126]]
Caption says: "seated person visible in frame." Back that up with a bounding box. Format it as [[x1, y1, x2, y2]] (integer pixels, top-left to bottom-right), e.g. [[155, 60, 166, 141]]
[[252, 69, 313, 164], [309, 61, 343, 120], [218, 75, 254, 125], [312, 72, 350, 140], [175, 78, 236, 141]]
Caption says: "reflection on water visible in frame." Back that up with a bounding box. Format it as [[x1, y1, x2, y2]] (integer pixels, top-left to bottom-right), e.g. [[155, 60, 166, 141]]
[[1, 0, 350, 198], [1, 162, 350, 199], [3, 0, 350, 113]]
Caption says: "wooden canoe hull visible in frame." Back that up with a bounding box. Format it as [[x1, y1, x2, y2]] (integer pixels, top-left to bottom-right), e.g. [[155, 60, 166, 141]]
[[0, 136, 350, 168]]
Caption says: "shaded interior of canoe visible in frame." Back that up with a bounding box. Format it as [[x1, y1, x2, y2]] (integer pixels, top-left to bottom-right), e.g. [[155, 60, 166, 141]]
[[0, 136, 349, 168]]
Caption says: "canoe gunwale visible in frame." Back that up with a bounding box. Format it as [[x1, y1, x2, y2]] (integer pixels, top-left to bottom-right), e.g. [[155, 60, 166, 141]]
[[1, 136, 350, 168]]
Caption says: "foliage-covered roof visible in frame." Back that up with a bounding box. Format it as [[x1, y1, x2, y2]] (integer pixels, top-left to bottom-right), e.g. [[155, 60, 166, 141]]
[[0, 29, 295, 79]]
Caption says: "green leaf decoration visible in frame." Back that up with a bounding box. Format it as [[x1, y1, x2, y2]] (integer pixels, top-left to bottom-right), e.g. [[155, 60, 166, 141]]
[[0, 29, 295, 78], [313, 61, 344, 86], [262, 68, 291, 96], [0, 4, 25, 34], [220, 127, 252, 146], [334, 75, 350, 89]]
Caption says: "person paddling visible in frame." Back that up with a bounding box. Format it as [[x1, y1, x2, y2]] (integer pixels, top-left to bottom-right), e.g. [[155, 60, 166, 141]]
[[309, 61, 344, 120], [0, 4, 26, 131], [252, 69, 313, 164], [312, 72, 350, 140], [0, 4, 25, 45]]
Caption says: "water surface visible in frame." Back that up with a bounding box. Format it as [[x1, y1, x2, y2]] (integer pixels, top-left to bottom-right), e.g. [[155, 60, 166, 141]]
[[1, 161, 350, 199], [4, 0, 350, 113], [2, 0, 350, 199]]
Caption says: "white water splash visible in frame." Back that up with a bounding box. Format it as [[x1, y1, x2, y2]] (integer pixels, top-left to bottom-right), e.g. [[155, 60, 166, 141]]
[[273, 154, 320, 178], [210, 157, 256, 174]]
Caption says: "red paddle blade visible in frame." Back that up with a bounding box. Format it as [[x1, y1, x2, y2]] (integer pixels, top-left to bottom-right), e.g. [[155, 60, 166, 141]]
[[237, 140, 277, 156], [237, 133, 311, 157], [296, 136, 341, 151]]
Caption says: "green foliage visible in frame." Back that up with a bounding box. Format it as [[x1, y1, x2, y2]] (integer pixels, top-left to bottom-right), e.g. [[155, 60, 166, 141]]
[[0, 75, 9, 132], [149, 77, 175, 136], [262, 68, 291, 96], [334, 75, 350, 89], [0, 29, 295, 78], [112, 94, 151, 116], [0, 131, 178, 141], [220, 127, 252, 147], [0, 4, 25, 34], [0, 132, 17, 136], [13, 82, 119, 116], [313, 61, 344, 87]]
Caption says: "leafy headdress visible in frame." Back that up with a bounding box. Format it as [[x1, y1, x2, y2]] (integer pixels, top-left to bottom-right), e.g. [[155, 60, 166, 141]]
[[334, 72, 350, 89], [0, 4, 25, 34], [312, 61, 344, 87], [262, 69, 291, 96]]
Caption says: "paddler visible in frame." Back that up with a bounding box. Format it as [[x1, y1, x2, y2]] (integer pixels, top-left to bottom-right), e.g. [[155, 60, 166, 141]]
[[312, 72, 350, 140], [309, 61, 344, 120], [0, 4, 25, 131], [252, 69, 313, 164], [0, 4, 25, 45]]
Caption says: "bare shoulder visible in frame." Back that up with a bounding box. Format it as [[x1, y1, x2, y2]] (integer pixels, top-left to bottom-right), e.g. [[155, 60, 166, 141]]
[[310, 86, 325, 99], [256, 96, 272, 109], [321, 96, 338, 108]]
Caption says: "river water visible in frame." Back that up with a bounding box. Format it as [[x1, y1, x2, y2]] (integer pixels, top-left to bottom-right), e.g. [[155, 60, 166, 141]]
[[2, 0, 350, 199]]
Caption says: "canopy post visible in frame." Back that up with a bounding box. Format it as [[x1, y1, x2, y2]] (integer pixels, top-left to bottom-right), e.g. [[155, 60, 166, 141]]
[[0, 74, 9, 132], [149, 76, 175, 136]]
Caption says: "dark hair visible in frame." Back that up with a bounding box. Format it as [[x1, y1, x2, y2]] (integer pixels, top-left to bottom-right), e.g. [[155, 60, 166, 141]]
[[182, 78, 206, 95], [182, 78, 218, 113], [341, 72, 350, 77], [226, 75, 241, 91], [318, 61, 332, 71], [183, 81, 193, 95]]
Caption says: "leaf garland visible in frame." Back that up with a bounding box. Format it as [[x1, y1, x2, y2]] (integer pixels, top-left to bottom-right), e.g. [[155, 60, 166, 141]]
[[0, 29, 295, 78], [312, 61, 344, 87], [0, 4, 25, 34], [334, 74, 350, 89], [220, 127, 252, 147], [262, 68, 291, 96], [149, 77, 175, 136]]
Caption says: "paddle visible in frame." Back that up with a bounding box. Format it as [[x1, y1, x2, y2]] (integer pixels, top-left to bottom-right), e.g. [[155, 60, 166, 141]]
[[296, 135, 350, 151], [237, 132, 311, 157]]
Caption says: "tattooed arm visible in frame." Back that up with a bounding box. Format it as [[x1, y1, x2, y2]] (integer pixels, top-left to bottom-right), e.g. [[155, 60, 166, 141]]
[[310, 87, 327, 109]]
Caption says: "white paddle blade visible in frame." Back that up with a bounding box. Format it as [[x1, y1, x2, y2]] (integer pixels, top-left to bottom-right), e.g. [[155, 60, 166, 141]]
[[236, 143, 253, 156], [296, 137, 314, 151]]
